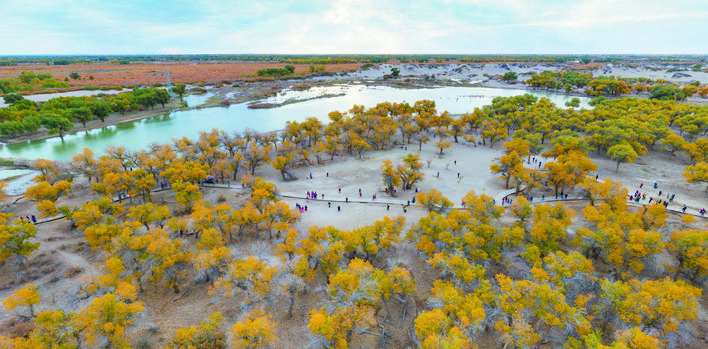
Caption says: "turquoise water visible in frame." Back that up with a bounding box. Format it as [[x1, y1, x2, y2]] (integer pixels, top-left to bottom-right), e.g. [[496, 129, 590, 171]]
[[0, 85, 590, 161]]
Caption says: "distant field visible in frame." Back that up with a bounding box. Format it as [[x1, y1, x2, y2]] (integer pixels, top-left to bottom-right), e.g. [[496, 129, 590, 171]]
[[0, 62, 363, 87]]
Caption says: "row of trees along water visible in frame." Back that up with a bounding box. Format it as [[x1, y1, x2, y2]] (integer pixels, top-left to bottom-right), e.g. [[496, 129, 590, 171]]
[[0, 95, 706, 348], [2, 67, 708, 139], [0, 87, 177, 139]]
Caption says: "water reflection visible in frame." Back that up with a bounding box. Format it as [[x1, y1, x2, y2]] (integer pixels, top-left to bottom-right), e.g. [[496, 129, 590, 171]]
[[0, 85, 590, 161]]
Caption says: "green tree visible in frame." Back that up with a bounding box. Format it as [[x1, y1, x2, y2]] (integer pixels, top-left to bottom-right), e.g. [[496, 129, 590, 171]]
[[73, 107, 93, 132], [650, 85, 686, 101], [684, 161, 708, 193], [391, 67, 400, 77], [3, 94, 24, 105], [172, 83, 187, 101], [41, 115, 73, 141], [502, 71, 518, 81], [89, 100, 112, 123], [607, 143, 638, 172], [0, 222, 40, 266]]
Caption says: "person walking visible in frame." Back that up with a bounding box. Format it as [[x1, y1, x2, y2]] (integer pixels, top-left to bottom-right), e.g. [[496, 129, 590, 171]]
[[338, 205, 341, 212]]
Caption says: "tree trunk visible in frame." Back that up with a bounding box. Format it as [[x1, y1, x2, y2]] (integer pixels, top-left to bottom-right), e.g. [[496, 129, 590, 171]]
[[287, 295, 295, 319], [382, 295, 391, 321]]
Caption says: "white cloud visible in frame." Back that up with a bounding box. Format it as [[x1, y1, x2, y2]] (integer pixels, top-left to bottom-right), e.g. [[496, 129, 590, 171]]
[[0, 0, 705, 54]]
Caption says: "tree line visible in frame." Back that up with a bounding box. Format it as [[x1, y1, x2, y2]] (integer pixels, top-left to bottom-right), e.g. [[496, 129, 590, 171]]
[[0, 87, 171, 139]]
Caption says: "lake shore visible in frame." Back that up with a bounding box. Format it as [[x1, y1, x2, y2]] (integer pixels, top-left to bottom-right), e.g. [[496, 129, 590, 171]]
[[1, 66, 705, 148]]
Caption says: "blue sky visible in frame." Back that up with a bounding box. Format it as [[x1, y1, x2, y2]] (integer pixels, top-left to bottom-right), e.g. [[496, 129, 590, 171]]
[[0, 0, 706, 55]]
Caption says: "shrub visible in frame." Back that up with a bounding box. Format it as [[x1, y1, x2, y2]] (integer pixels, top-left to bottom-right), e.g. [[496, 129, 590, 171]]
[[0, 317, 34, 337]]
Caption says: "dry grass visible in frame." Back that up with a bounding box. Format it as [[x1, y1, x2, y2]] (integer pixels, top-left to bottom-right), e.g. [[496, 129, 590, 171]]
[[0, 62, 363, 87]]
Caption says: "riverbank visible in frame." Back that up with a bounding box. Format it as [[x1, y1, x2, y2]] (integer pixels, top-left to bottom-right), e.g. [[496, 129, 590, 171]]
[[1, 70, 705, 147], [1, 105, 176, 145]]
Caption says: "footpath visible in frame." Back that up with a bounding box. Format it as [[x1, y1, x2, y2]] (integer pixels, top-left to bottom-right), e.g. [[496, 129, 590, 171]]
[[26, 180, 707, 226]]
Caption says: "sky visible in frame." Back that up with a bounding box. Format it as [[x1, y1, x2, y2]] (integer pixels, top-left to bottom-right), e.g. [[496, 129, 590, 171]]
[[0, 0, 706, 55]]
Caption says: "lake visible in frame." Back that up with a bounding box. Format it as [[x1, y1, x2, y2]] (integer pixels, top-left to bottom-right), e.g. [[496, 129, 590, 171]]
[[0, 85, 590, 161]]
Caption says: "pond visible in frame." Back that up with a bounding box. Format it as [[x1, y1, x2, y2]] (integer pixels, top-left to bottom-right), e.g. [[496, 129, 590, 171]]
[[0, 85, 590, 161]]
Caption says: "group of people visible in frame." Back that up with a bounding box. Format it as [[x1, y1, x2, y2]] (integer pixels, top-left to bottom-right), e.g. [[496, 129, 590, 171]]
[[306, 191, 322, 200], [632, 182, 676, 208], [295, 203, 308, 213], [531, 157, 543, 168], [19, 215, 37, 224]]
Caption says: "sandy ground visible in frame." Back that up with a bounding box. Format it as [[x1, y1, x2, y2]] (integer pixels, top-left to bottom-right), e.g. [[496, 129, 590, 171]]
[[334, 62, 708, 85], [1, 135, 707, 347]]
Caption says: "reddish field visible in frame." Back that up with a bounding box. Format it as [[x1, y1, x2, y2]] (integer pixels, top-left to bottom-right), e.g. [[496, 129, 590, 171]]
[[0, 62, 363, 87]]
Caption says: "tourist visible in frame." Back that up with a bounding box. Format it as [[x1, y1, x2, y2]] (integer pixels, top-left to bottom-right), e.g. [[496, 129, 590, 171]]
[[338, 205, 341, 212]]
